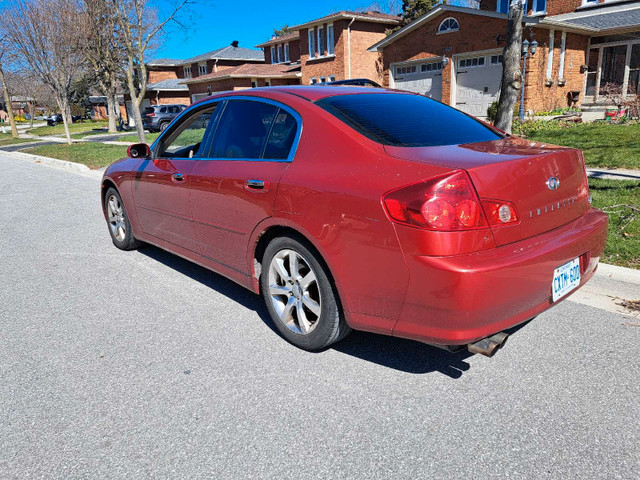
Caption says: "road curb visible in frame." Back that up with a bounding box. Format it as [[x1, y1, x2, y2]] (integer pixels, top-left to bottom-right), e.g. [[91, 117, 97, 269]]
[[595, 262, 640, 285], [4, 150, 103, 179]]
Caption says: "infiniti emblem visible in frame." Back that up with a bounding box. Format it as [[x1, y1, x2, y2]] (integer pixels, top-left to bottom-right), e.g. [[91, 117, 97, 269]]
[[547, 176, 560, 190]]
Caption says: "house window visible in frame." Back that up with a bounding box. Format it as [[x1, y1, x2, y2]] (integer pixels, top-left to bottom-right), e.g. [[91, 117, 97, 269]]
[[327, 24, 334, 55], [308, 29, 316, 59], [421, 62, 443, 72], [320, 76, 326, 83], [582, 0, 597, 4], [329, 75, 336, 82], [310, 77, 317, 84], [183, 66, 192, 78], [198, 63, 207, 76], [266, 79, 271, 87], [490, 55, 503, 64], [251, 78, 258, 88], [532, 0, 546, 13], [318, 26, 325, 57], [458, 57, 485, 68], [437, 18, 459, 34], [497, 0, 509, 13], [277, 44, 283, 63], [284, 43, 290, 62], [271, 46, 275, 64]]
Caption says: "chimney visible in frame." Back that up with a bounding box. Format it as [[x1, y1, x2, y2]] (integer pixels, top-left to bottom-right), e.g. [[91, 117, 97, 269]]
[[231, 40, 239, 48]]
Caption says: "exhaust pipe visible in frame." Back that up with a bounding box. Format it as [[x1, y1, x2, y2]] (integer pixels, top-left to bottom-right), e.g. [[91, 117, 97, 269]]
[[467, 332, 509, 357]]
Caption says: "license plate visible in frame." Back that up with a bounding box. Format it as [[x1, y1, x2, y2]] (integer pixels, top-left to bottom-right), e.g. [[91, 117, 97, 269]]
[[552, 257, 581, 302]]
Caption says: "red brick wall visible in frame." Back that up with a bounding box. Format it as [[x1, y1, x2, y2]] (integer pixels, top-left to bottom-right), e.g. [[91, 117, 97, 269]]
[[148, 68, 179, 84], [381, 12, 590, 113], [264, 39, 301, 64], [300, 19, 390, 85], [524, 30, 588, 111]]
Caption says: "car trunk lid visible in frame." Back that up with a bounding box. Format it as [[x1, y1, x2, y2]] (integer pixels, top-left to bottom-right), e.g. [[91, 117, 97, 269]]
[[384, 137, 590, 246]]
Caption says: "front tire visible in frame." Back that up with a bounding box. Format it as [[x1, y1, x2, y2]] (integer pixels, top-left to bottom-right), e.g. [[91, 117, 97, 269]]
[[104, 187, 141, 251], [260, 236, 351, 351]]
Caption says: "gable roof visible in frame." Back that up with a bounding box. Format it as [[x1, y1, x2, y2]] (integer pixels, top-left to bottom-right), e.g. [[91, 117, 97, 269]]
[[368, 5, 510, 51], [182, 64, 301, 84], [183, 45, 264, 64], [256, 32, 300, 48], [290, 10, 400, 30]]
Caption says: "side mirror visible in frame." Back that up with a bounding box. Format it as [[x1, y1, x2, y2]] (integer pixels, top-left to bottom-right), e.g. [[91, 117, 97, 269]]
[[127, 143, 151, 159]]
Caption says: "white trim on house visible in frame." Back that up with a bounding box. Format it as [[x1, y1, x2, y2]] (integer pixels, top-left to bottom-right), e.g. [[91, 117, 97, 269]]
[[546, 30, 555, 80], [558, 31, 567, 81]]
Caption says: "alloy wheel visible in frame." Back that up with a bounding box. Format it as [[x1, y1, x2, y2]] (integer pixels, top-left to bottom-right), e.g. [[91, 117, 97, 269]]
[[268, 249, 322, 334], [107, 194, 126, 242]]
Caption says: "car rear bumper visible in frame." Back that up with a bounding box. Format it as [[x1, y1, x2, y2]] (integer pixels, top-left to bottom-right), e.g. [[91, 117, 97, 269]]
[[392, 208, 609, 346]]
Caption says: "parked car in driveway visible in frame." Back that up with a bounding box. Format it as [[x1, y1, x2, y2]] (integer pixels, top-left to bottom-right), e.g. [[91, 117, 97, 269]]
[[141, 104, 187, 132], [101, 87, 608, 356]]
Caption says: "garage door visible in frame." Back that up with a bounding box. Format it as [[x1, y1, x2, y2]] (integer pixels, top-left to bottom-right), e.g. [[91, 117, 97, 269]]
[[393, 60, 443, 100], [455, 54, 503, 118]]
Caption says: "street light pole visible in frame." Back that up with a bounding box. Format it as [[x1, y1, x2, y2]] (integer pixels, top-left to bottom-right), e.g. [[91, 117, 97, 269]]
[[519, 38, 537, 122]]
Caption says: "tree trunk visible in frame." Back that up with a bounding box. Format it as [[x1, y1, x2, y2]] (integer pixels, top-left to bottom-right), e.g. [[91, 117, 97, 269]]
[[125, 66, 145, 143], [494, 0, 524, 134], [106, 92, 117, 133], [0, 66, 19, 139], [29, 100, 34, 128], [57, 95, 72, 145]]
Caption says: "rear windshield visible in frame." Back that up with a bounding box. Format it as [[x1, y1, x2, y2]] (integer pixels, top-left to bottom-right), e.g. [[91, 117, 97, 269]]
[[316, 93, 502, 147], [143, 107, 155, 115]]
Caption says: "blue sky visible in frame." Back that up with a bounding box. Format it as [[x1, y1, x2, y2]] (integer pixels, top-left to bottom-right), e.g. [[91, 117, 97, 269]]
[[153, 0, 399, 60]]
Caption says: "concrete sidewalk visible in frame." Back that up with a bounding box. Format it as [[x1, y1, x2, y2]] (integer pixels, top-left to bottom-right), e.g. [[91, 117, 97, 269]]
[[587, 168, 640, 181]]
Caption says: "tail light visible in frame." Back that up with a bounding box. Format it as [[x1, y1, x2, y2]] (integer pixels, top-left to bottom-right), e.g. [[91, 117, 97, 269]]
[[481, 199, 519, 226], [383, 171, 489, 231], [145, 112, 155, 117]]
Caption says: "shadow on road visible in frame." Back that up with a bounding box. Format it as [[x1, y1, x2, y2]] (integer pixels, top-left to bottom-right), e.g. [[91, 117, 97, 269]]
[[138, 245, 530, 378]]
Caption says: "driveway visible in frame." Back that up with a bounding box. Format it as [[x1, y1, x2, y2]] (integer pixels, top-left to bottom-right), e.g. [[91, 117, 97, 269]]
[[0, 153, 638, 479]]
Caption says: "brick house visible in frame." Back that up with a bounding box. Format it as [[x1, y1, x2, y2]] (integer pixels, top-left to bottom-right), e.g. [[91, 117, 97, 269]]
[[126, 42, 265, 123], [257, 32, 301, 65], [288, 11, 400, 85], [369, 0, 640, 117], [183, 63, 301, 101]]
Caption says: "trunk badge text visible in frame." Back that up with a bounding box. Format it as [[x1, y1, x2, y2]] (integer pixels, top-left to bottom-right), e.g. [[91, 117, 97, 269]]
[[547, 176, 560, 190]]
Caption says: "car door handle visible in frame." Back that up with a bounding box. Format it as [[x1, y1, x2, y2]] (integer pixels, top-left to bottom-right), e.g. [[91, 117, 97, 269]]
[[172, 173, 184, 182], [246, 179, 264, 189]]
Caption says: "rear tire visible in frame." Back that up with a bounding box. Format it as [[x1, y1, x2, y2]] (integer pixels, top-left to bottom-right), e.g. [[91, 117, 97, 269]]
[[260, 236, 351, 351], [104, 187, 141, 251], [159, 121, 169, 132]]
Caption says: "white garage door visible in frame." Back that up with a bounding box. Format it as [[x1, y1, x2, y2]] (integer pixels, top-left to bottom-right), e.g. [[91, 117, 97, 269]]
[[393, 60, 443, 100], [455, 54, 503, 118]]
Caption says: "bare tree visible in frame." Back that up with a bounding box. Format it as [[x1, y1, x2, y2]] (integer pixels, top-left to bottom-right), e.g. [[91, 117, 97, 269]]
[[0, 40, 19, 139], [494, 0, 524, 133], [112, 0, 189, 143], [82, 0, 127, 133], [5, 0, 86, 144]]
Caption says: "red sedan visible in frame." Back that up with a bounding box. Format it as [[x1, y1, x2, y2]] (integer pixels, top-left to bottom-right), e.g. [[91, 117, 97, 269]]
[[101, 87, 608, 356]]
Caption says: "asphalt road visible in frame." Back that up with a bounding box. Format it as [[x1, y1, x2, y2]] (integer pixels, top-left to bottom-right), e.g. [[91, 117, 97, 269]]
[[1, 154, 638, 479]]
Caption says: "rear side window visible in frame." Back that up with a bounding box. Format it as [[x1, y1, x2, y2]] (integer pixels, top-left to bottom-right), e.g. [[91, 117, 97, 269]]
[[160, 107, 167, 113], [143, 107, 154, 115], [316, 93, 502, 147], [263, 109, 297, 160]]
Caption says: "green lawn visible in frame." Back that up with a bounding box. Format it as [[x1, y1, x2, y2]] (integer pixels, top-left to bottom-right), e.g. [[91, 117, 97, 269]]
[[589, 178, 640, 269], [22, 143, 128, 169], [515, 122, 640, 170], [27, 121, 108, 137], [118, 132, 160, 144]]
